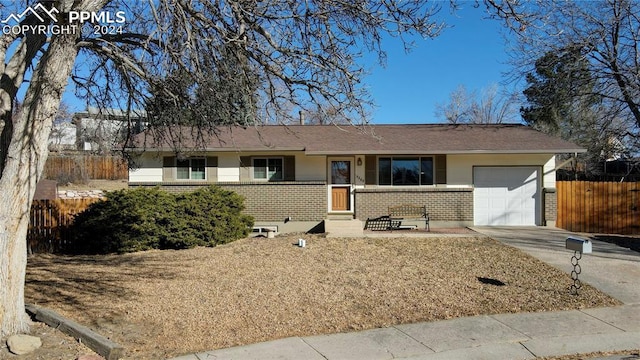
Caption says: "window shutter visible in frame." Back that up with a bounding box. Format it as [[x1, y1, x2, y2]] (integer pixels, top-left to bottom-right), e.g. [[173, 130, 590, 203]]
[[364, 155, 376, 185], [206, 156, 218, 182], [239, 156, 251, 181], [435, 154, 447, 185], [283, 156, 295, 181], [162, 156, 175, 181]]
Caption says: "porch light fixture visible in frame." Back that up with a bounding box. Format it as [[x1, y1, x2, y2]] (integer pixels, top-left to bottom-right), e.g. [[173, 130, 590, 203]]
[[357, 157, 363, 166]]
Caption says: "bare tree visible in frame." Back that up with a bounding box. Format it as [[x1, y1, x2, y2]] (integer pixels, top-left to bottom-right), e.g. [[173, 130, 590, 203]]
[[434, 85, 470, 124], [48, 102, 75, 152], [302, 103, 354, 125], [0, 0, 440, 337], [0, 0, 532, 336], [487, 0, 640, 132], [435, 84, 519, 124]]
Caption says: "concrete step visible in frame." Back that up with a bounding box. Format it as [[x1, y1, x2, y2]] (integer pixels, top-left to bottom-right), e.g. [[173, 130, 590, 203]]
[[326, 214, 354, 220], [324, 219, 364, 238]]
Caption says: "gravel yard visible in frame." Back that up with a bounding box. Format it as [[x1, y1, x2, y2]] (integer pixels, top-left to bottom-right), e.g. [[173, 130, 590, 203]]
[[25, 234, 620, 359]]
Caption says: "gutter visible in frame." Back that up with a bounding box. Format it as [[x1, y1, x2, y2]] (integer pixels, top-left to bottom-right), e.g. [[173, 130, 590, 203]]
[[304, 149, 588, 156], [127, 146, 306, 152]]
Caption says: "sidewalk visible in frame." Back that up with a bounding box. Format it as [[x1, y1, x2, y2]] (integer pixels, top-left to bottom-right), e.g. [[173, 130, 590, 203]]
[[171, 227, 640, 360], [172, 305, 639, 360]]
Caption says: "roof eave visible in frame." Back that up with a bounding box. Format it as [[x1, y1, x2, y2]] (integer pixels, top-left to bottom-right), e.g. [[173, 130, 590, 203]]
[[129, 146, 306, 152], [304, 149, 587, 155]]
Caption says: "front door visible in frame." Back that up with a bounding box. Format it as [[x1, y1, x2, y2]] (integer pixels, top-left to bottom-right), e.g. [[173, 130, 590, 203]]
[[329, 159, 352, 212]]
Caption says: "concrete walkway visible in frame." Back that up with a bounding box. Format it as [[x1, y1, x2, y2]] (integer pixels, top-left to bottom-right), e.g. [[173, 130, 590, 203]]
[[472, 227, 640, 305], [171, 227, 640, 360]]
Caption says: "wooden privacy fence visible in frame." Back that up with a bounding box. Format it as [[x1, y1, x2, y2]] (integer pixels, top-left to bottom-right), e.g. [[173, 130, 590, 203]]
[[28, 199, 101, 254], [557, 181, 640, 234], [44, 155, 128, 180]]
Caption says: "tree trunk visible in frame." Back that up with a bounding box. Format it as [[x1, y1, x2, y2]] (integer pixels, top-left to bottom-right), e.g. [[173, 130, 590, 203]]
[[0, 30, 79, 337]]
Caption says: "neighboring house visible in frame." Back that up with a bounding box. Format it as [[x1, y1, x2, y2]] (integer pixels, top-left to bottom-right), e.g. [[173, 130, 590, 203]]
[[48, 121, 77, 151], [73, 107, 146, 153], [127, 124, 585, 233]]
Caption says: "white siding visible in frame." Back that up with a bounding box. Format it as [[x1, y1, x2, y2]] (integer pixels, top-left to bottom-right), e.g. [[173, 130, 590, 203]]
[[129, 155, 162, 182], [218, 154, 241, 182], [543, 157, 556, 189], [76, 117, 127, 152], [48, 123, 77, 150], [128, 152, 558, 187], [447, 154, 556, 187], [129, 151, 326, 183], [217, 152, 325, 182], [296, 154, 325, 181], [354, 156, 365, 188]]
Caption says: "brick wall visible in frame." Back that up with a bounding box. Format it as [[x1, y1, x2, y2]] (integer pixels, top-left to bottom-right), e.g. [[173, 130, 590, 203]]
[[355, 187, 473, 222], [130, 182, 555, 225], [543, 188, 557, 224], [130, 182, 326, 222], [219, 182, 326, 221], [130, 182, 212, 194]]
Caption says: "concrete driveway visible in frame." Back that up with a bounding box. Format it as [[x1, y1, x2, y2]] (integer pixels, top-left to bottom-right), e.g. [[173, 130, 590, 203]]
[[471, 226, 640, 305]]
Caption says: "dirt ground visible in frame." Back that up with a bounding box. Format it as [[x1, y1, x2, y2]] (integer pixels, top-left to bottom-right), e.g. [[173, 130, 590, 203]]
[[0, 321, 98, 359], [57, 179, 128, 192], [20, 233, 623, 359]]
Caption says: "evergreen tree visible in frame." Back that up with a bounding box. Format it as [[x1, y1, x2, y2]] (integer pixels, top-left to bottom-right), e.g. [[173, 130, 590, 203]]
[[146, 44, 259, 130], [521, 46, 627, 177]]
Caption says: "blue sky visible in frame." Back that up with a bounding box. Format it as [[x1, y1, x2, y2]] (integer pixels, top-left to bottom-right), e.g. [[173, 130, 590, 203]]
[[59, 3, 513, 124], [366, 5, 514, 124]]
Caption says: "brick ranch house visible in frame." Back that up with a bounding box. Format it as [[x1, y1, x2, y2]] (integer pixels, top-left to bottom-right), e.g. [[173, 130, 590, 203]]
[[127, 124, 584, 233]]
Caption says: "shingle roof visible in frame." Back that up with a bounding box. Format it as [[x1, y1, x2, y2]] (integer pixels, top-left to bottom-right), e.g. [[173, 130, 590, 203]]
[[131, 124, 585, 154]]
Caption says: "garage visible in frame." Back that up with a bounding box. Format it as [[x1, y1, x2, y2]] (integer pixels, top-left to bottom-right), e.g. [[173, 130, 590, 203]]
[[473, 166, 540, 226]]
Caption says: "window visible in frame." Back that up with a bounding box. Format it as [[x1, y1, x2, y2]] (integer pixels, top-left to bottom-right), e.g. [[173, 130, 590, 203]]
[[177, 158, 206, 180], [420, 157, 434, 185], [378, 157, 433, 185], [253, 157, 283, 180], [378, 158, 391, 185]]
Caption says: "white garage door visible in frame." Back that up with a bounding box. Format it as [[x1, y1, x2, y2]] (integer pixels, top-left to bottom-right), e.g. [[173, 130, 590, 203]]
[[473, 167, 540, 226]]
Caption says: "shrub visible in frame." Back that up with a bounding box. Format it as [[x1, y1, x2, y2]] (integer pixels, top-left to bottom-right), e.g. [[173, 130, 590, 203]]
[[69, 186, 253, 254], [169, 186, 253, 248]]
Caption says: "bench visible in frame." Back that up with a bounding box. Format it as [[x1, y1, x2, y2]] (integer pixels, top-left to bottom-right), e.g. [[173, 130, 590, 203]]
[[363, 216, 402, 231], [388, 204, 430, 231], [363, 205, 430, 231]]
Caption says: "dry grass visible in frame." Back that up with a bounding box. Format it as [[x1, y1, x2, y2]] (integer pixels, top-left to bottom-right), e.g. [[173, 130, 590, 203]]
[[25, 234, 620, 359], [57, 179, 128, 192]]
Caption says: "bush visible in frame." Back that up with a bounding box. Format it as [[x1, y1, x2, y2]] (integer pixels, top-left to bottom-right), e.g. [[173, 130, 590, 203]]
[[170, 186, 254, 249], [69, 186, 254, 254]]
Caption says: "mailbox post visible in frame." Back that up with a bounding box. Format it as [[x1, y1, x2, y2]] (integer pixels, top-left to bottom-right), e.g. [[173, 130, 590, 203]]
[[565, 236, 592, 295]]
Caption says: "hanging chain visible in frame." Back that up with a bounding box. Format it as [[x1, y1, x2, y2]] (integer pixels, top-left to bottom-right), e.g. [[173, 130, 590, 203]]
[[569, 250, 583, 295]]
